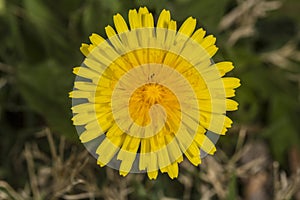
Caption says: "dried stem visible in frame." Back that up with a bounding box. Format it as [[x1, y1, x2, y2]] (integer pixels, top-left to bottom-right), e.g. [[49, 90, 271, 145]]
[[24, 144, 41, 200], [0, 181, 23, 200]]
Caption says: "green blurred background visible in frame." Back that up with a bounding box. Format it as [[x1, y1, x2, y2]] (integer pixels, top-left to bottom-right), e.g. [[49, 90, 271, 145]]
[[0, 0, 300, 199]]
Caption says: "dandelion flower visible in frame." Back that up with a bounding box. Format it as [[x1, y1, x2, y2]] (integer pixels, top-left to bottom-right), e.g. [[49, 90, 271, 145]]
[[70, 7, 240, 179]]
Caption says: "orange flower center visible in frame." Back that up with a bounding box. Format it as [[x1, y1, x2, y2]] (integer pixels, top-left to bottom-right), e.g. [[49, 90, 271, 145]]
[[129, 83, 181, 128]]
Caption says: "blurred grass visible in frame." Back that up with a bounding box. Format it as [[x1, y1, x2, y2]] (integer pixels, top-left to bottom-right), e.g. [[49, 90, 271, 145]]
[[0, 0, 300, 199]]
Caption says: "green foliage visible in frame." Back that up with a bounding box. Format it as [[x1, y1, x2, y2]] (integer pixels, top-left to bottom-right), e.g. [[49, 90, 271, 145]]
[[226, 173, 237, 200], [17, 59, 76, 140], [173, 0, 232, 31]]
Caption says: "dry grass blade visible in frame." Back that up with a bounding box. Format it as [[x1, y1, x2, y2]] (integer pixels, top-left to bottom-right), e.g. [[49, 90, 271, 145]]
[[101, 168, 136, 200], [0, 62, 14, 74], [45, 128, 58, 161], [274, 164, 300, 200], [0, 78, 7, 89], [24, 144, 41, 200], [178, 174, 193, 200], [62, 192, 101, 200], [18, 128, 104, 199], [219, 0, 281, 45], [201, 157, 227, 199], [0, 180, 24, 200], [261, 40, 300, 69]]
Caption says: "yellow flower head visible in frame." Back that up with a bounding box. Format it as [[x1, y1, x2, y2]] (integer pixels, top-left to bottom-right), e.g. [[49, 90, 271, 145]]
[[70, 7, 240, 179]]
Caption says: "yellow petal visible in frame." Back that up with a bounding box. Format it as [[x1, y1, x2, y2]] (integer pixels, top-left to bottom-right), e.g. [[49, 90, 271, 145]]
[[147, 170, 158, 180], [105, 25, 117, 38], [222, 77, 241, 89], [166, 162, 179, 179], [156, 10, 170, 43], [96, 118, 113, 132], [139, 139, 150, 170], [176, 128, 194, 153], [85, 120, 101, 130], [200, 35, 216, 49], [142, 13, 154, 27], [69, 90, 92, 99], [90, 95, 111, 104], [106, 123, 124, 138], [97, 136, 123, 166], [138, 7, 149, 15], [118, 147, 137, 176], [182, 111, 200, 130], [74, 81, 97, 91], [137, 7, 150, 28], [164, 23, 177, 49], [120, 135, 132, 151], [73, 67, 99, 81], [194, 133, 216, 155], [119, 157, 135, 176], [176, 155, 184, 163], [128, 9, 141, 29], [105, 25, 124, 53], [157, 9, 171, 28], [165, 134, 182, 162], [150, 136, 159, 151], [221, 127, 228, 135], [191, 28, 206, 43], [157, 146, 171, 170], [79, 128, 103, 143], [83, 58, 106, 73], [168, 20, 177, 30], [80, 44, 96, 57], [215, 62, 234, 76], [72, 67, 80, 75], [113, 13, 129, 34], [89, 33, 105, 46], [71, 103, 94, 113], [226, 99, 239, 111], [129, 137, 141, 150], [206, 45, 218, 57], [148, 152, 158, 175], [224, 116, 233, 128], [80, 43, 90, 57], [72, 112, 95, 125], [188, 142, 201, 158], [225, 88, 236, 98], [184, 142, 201, 166], [178, 17, 196, 37]]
